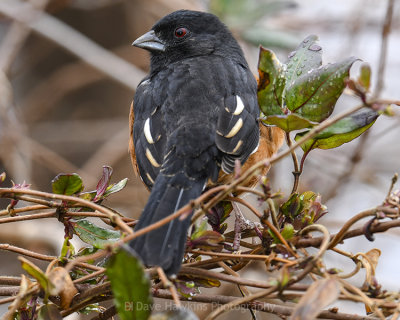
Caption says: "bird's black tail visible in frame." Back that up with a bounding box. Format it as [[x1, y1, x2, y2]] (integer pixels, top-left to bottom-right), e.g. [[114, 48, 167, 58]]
[[130, 174, 205, 275]]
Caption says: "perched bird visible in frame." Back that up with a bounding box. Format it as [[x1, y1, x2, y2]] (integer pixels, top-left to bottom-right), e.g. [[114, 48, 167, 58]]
[[129, 10, 284, 276]]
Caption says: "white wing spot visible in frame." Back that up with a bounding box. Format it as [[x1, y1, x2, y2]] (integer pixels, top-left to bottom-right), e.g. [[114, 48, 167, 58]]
[[144, 118, 154, 144], [233, 96, 245, 115], [225, 118, 243, 138], [232, 140, 243, 153], [145, 148, 160, 167]]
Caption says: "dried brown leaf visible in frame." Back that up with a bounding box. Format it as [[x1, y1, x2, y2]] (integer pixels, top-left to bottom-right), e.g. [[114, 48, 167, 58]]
[[290, 278, 340, 320], [47, 267, 78, 309]]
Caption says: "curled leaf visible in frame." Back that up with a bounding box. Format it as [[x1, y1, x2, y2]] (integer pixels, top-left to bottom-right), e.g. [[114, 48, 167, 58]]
[[47, 267, 78, 309], [257, 47, 286, 115], [262, 114, 316, 132]]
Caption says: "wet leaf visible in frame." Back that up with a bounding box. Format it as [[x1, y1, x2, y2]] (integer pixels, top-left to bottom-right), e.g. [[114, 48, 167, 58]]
[[295, 108, 378, 152], [285, 35, 322, 86], [72, 219, 121, 249], [19, 257, 54, 298], [291, 278, 340, 320], [257, 47, 285, 115], [175, 280, 199, 299], [286, 57, 358, 122], [52, 173, 83, 195], [262, 114, 316, 132], [37, 304, 62, 320], [107, 246, 152, 320], [47, 267, 78, 309]]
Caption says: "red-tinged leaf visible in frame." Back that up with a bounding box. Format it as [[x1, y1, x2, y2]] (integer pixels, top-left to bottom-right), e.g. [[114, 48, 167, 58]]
[[189, 230, 225, 251], [94, 166, 113, 201], [257, 47, 286, 116], [291, 278, 340, 320]]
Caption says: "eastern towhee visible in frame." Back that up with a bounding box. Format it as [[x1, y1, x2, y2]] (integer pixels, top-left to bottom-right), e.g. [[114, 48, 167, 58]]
[[128, 10, 284, 275]]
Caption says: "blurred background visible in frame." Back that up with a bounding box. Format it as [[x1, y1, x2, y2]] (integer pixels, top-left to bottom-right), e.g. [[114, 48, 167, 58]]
[[0, 0, 399, 318]]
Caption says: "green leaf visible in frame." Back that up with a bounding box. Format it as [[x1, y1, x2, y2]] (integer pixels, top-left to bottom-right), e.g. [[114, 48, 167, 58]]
[[191, 220, 208, 240], [280, 193, 303, 219], [37, 304, 62, 320], [285, 35, 322, 86], [19, 257, 54, 300], [59, 238, 75, 263], [257, 47, 286, 116], [286, 57, 358, 122], [262, 114, 316, 132], [52, 173, 83, 195], [295, 108, 378, 152], [107, 247, 152, 320], [281, 223, 294, 240], [104, 178, 128, 197], [358, 63, 371, 91], [72, 219, 121, 249]]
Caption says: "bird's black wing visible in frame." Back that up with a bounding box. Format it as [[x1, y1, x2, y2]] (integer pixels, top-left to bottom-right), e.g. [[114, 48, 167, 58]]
[[133, 77, 166, 190], [215, 62, 260, 173]]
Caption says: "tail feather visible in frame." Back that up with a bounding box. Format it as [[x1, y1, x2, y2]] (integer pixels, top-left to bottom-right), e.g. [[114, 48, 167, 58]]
[[130, 174, 205, 275]]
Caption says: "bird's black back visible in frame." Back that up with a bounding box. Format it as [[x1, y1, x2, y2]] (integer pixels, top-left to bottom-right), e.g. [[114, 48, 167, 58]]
[[130, 10, 259, 275]]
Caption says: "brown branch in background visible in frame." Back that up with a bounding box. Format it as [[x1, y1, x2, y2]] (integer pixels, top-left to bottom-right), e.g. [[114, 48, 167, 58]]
[[0, 0, 49, 74], [0, 0, 146, 90]]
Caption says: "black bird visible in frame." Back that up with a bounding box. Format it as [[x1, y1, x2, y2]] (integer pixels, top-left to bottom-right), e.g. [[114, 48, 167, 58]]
[[129, 10, 260, 276]]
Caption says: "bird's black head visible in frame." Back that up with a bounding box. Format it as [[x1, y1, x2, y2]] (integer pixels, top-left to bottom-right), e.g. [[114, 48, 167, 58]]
[[133, 10, 246, 73]]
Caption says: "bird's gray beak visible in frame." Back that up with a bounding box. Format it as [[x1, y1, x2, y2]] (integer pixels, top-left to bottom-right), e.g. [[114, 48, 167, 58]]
[[132, 30, 166, 52]]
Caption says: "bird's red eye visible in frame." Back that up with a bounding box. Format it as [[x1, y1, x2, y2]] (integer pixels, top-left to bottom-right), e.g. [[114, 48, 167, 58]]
[[174, 27, 188, 38]]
